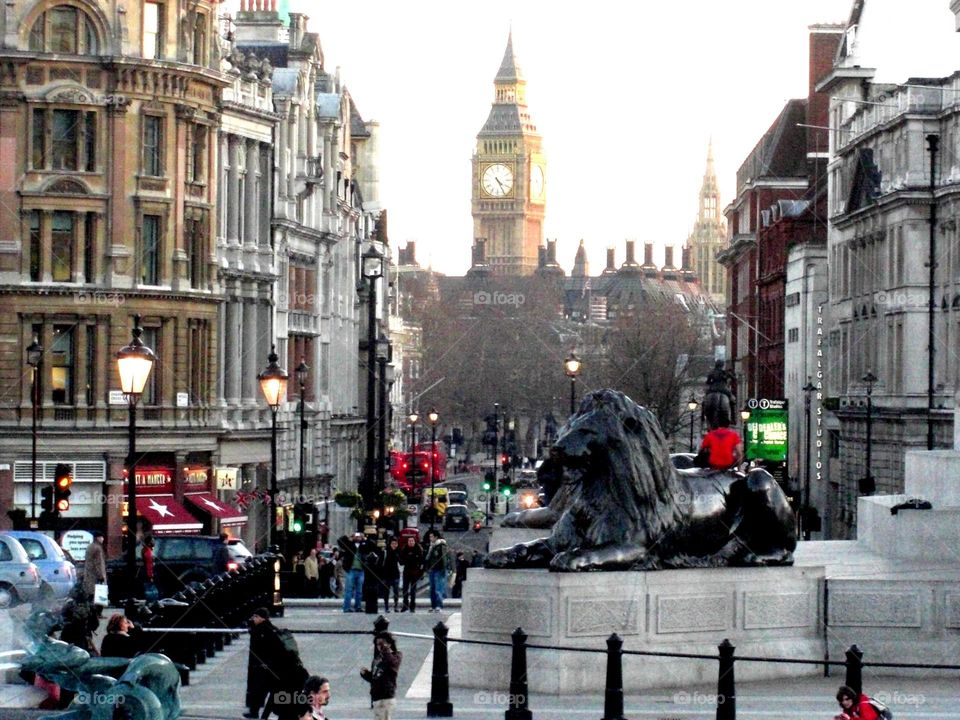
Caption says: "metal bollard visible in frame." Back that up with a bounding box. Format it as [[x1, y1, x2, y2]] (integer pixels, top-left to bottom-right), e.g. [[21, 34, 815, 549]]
[[374, 615, 390, 635], [426, 621, 454, 717], [601, 633, 625, 720], [716, 639, 736, 720], [505, 627, 532, 720], [844, 645, 863, 697]]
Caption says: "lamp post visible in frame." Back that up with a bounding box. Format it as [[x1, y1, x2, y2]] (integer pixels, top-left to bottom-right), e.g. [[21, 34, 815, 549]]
[[427, 408, 439, 530], [740, 408, 751, 462], [26, 334, 43, 524], [362, 245, 384, 522], [493, 402, 500, 502], [862, 370, 878, 495], [116, 315, 156, 576], [258, 346, 288, 548], [296, 360, 309, 498], [376, 335, 392, 502], [564, 352, 582, 416], [408, 410, 419, 499], [801, 378, 816, 540], [686, 397, 699, 452]]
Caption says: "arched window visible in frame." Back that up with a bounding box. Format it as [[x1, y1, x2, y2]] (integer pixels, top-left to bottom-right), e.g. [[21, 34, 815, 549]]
[[29, 5, 99, 54]]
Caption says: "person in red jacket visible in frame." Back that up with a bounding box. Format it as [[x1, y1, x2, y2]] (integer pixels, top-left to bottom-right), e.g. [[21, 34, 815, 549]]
[[834, 685, 880, 720], [695, 420, 744, 470]]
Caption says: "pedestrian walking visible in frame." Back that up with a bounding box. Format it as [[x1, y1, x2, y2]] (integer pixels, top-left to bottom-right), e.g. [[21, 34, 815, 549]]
[[398, 534, 424, 612], [360, 632, 402, 720], [332, 549, 345, 597], [297, 676, 331, 720], [245, 607, 309, 720], [141, 535, 158, 602], [380, 537, 402, 613], [424, 530, 450, 612], [362, 543, 384, 614], [213, 532, 231, 574], [81, 531, 106, 604], [318, 555, 335, 598], [303, 549, 320, 598], [338, 532, 373, 612]]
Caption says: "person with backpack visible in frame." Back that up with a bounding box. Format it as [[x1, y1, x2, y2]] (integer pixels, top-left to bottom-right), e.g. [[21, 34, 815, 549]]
[[834, 685, 890, 720], [694, 417, 743, 471], [423, 530, 450, 612], [360, 632, 402, 720], [245, 607, 309, 720]]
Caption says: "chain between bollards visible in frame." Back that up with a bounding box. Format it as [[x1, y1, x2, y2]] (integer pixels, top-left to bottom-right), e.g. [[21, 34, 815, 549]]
[[716, 638, 736, 720], [601, 632, 626, 720], [427, 621, 454, 717], [505, 627, 532, 720]]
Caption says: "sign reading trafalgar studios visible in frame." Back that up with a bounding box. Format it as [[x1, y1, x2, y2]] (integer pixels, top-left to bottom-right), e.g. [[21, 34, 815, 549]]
[[743, 398, 788, 463]]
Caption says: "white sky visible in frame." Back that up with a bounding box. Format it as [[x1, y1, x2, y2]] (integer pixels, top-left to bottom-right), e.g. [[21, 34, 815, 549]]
[[226, 0, 960, 275]]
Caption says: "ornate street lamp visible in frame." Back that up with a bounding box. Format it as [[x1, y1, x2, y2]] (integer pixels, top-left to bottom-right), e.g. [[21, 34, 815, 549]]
[[563, 352, 582, 416], [258, 346, 288, 547], [362, 245, 384, 522], [408, 410, 419, 502], [116, 315, 156, 576], [295, 360, 309, 498], [376, 334, 392, 503], [427, 408, 440, 530], [802, 378, 817, 540], [686, 396, 699, 452], [862, 370, 878, 495], [26, 333, 43, 523]]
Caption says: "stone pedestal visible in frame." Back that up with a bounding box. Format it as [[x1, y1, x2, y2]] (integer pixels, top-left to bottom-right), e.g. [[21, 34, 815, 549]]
[[451, 566, 825, 693]]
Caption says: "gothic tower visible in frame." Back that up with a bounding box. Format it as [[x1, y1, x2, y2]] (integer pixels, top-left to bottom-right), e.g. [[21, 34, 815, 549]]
[[686, 140, 727, 303], [471, 32, 545, 276]]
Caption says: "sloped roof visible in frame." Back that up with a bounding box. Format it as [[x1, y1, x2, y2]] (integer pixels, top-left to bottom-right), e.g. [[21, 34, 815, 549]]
[[271, 67, 299, 95], [735, 100, 808, 192], [496, 31, 523, 83], [349, 96, 369, 138]]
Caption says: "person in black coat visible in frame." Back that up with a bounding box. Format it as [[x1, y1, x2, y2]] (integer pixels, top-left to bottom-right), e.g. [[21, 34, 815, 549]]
[[361, 544, 384, 614], [245, 607, 309, 720], [100, 613, 139, 658], [398, 535, 424, 613], [451, 552, 469, 599], [380, 537, 402, 613]]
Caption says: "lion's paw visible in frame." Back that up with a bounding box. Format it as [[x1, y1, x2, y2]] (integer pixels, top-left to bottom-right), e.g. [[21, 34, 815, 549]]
[[549, 551, 593, 572], [483, 549, 511, 569]]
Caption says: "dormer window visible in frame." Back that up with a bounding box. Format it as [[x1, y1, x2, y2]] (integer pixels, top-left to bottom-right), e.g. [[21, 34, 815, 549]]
[[29, 5, 99, 55]]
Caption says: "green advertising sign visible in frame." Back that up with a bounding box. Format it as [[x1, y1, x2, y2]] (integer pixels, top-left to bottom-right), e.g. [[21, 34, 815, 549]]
[[743, 398, 788, 462]]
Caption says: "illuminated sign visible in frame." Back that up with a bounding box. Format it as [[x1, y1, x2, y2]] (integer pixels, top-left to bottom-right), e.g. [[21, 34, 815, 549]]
[[744, 398, 789, 463]]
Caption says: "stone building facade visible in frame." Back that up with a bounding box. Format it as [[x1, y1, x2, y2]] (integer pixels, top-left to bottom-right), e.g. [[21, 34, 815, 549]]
[[0, 0, 227, 548], [686, 142, 727, 305]]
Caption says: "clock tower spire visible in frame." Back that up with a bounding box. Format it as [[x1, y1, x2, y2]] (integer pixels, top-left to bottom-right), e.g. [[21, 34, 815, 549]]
[[472, 31, 546, 276]]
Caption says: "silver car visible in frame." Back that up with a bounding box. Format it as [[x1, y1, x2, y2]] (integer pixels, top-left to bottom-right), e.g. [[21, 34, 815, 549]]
[[3, 531, 76, 600], [0, 535, 42, 608]]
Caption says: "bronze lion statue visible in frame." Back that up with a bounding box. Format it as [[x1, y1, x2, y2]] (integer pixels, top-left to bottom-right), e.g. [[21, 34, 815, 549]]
[[485, 389, 796, 571]]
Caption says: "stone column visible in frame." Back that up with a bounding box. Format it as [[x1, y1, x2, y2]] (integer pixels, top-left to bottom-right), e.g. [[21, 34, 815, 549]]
[[259, 146, 271, 248], [227, 136, 240, 243], [224, 292, 241, 406], [244, 138, 259, 248], [322, 130, 332, 213], [242, 293, 258, 405]]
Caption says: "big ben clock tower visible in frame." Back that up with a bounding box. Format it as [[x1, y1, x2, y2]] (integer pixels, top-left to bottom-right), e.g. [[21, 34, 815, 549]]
[[472, 32, 546, 276]]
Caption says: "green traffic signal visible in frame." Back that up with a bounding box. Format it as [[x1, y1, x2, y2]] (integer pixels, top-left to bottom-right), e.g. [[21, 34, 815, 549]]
[[292, 520, 303, 533], [482, 481, 492, 492], [501, 486, 512, 497]]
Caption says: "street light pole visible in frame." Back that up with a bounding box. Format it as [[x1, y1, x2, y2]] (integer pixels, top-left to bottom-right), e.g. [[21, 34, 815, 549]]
[[408, 410, 419, 498], [116, 315, 156, 578], [362, 246, 384, 521], [428, 408, 439, 530], [802, 379, 816, 540], [493, 402, 500, 502], [564, 352, 582, 416], [686, 397, 699, 452], [863, 370, 878, 495], [296, 360, 309, 499], [377, 336, 391, 501], [26, 334, 42, 523], [258, 346, 289, 548]]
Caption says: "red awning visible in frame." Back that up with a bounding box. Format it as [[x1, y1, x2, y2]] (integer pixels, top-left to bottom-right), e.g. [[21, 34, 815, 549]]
[[135, 495, 203, 535], [184, 492, 247, 527]]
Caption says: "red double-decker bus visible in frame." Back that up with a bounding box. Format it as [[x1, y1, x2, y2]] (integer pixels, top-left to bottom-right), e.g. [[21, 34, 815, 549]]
[[389, 444, 446, 498]]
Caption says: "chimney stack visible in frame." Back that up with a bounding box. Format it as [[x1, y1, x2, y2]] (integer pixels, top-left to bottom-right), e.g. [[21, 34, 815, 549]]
[[538, 244, 547, 268], [605, 247, 616, 273]]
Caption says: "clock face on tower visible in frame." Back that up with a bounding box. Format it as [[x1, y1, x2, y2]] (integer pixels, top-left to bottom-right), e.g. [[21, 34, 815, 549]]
[[530, 165, 545, 201], [482, 163, 514, 197]]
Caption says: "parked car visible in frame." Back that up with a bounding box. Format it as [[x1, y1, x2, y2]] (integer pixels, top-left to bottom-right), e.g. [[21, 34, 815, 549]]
[[107, 534, 253, 603], [0, 535, 42, 608], [443, 504, 471, 532], [2, 531, 76, 600]]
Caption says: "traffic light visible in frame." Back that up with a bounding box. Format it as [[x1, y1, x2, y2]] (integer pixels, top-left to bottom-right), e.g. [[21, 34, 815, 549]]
[[40, 485, 54, 515], [500, 479, 513, 497], [482, 471, 494, 493], [54, 463, 72, 513], [500, 453, 509, 471]]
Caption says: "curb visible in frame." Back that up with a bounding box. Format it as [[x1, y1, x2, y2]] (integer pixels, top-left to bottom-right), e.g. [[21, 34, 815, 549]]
[[282, 598, 463, 608]]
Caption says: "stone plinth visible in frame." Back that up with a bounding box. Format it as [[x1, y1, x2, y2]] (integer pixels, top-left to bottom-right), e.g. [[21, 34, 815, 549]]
[[450, 566, 825, 693], [904, 450, 960, 506], [857, 493, 960, 559]]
